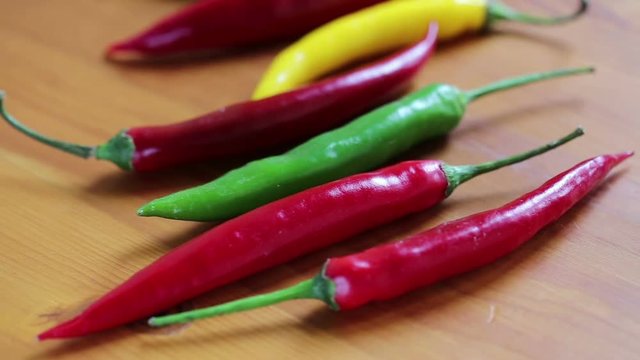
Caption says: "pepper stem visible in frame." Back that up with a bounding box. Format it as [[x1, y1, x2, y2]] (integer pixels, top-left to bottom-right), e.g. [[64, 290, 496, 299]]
[[0, 91, 135, 170], [442, 127, 584, 196], [0, 91, 95, 158], [149, 270, 337, 327], [488, 0, 589, 26], [465, 67, 594, 103]]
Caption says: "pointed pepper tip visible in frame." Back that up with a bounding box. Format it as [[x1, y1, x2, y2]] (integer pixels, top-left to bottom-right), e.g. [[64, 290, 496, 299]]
[[105, 41, 146, 62], [147, 317, 159, 327], [618, 151, 635, 160], [136, 206, 149, 217]]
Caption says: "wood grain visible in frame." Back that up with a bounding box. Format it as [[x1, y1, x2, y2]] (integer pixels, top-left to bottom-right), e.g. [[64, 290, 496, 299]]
[[1, 1, 638, 359]]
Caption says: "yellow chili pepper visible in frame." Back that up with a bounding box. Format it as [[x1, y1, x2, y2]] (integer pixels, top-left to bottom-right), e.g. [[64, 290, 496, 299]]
[[253, 0, 589, 100]]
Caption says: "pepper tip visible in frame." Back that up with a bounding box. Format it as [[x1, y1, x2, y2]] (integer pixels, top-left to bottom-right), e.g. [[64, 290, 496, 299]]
[[147, 317, 159, 327], [37, 328, 56, 341], [608, 151, 634, 166], [137, 203, 158, 217], [137, 197, 175, 218], [619, 151, 635, 160], [105, 42, 146, 62]]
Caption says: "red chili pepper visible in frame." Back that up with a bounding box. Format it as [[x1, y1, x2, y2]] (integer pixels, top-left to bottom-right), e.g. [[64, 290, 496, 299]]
[[38, 129, 582, 340], [0, 25, 436, 172], [147, 151, 633, 327], [328, 152, 632, 310], [106, 0, 385, 60]]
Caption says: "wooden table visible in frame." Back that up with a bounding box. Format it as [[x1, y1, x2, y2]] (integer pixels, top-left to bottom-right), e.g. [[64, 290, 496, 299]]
[[1, 1, 638, 358]]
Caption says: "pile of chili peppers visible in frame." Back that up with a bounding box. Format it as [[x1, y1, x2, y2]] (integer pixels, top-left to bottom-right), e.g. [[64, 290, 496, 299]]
[[0, 0, 633, 344], [38, 128, 587, 339]]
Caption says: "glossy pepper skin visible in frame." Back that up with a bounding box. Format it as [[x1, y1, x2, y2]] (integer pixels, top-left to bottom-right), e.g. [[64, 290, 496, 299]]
[[328, 155, 629, 309], [0, 25, 437, 172], [148, 152, 632, 327], [37, 130, 583, 340], [254, 0, 589, 99], [139, 67, 594, 221], [107, 0, 386, 60]]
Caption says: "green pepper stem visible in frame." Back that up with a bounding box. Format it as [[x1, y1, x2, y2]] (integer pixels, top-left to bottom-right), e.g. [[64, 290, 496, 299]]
[[465, 67, 594, 103], [442, 127, 584, 195], [488, 0, 589, 26], [149, 272, 337, 327], [0, 91, 95, 158]]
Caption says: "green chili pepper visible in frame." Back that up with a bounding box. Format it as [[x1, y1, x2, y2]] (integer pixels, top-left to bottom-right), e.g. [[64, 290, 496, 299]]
[[138, 67, 594, 221]]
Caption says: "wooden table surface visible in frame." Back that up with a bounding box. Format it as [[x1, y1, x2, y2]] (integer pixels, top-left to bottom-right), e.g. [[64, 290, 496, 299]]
[[1, 1, 638, 359]]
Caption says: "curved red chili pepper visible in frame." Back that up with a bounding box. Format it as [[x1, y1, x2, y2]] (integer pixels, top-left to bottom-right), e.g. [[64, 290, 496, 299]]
[[327, 152, 633, 310], [0, 24, 437, 172], [39, 161, 448, 339], [38, 129, 582, 339], [129, 24, 436, 171], [107, 0, 385, 60], [145, 151, 633, 328]]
